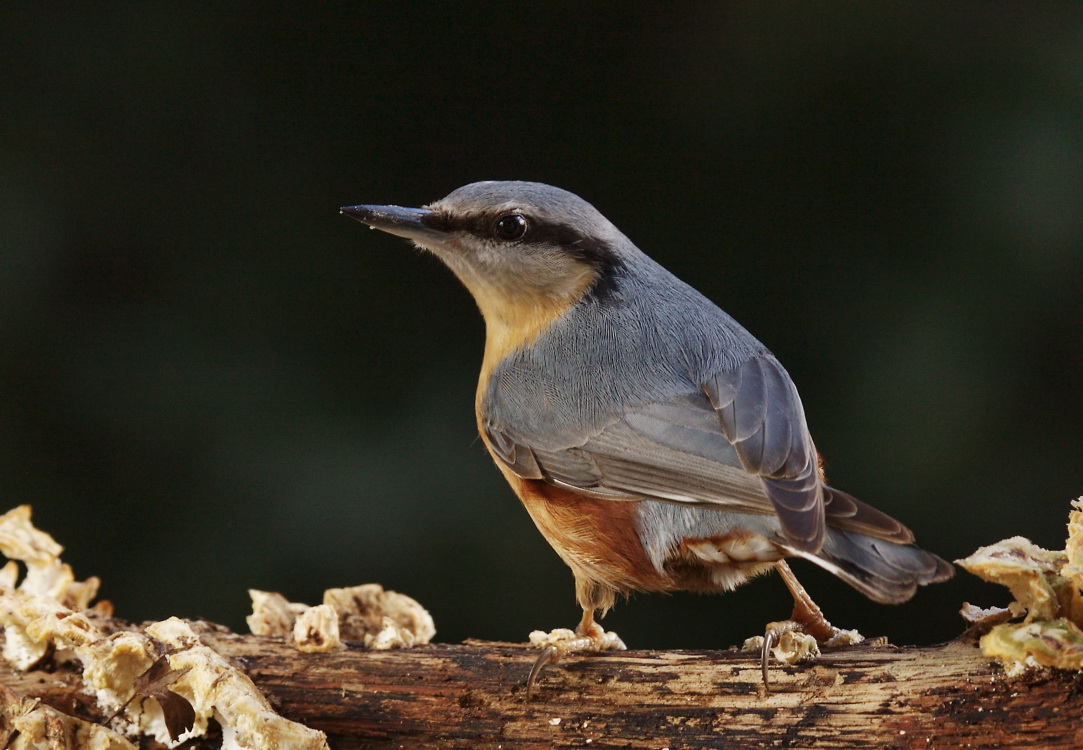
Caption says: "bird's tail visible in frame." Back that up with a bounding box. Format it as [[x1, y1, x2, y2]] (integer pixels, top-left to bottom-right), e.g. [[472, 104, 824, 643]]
[[787, 485, 954, 604], [790, 526, 954, 604]]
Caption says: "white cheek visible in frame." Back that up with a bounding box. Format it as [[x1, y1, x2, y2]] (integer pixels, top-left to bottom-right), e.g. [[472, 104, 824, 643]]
[[424, 238, 592, 301]]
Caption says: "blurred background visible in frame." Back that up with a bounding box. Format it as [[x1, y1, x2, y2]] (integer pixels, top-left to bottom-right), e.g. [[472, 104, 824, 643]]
[[2, 4, 1081, 651]]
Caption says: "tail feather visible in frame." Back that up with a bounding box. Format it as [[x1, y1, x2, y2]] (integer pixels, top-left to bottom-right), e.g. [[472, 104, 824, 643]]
[[790, 526, 954, 605], [822, 484, 914, 544]]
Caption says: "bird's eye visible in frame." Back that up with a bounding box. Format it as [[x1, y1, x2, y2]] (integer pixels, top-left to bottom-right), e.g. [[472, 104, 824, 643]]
[[493, 214, 528, 241]]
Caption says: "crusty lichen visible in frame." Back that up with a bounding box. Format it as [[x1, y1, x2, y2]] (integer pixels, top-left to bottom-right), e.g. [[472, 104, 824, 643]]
[[293, 603, 342, 653], [0, 505, 104, 613], [957, 497, 1083, 675], [0, 505, 329, 749], [0, 505, 110, 671], [145, 618, 328, 748], [248, 583, 435, 651], [979, 618, 1083, 676], [0, 683, 136, 750]]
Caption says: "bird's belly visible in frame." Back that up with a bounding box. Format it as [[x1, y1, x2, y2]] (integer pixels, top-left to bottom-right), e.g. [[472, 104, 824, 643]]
[[506, 472, 784, 607], [507, 475, 673, 607]]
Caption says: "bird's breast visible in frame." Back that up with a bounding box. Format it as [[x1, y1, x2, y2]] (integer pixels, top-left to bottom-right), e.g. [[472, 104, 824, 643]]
[[502, 471, 672, 601]]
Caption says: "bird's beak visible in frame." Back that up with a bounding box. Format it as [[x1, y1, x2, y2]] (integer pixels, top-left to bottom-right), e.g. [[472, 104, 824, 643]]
[[340, 204, 444, 243]]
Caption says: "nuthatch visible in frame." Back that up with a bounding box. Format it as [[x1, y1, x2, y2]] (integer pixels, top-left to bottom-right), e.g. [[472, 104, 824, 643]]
[[342, 181, 953, 696]]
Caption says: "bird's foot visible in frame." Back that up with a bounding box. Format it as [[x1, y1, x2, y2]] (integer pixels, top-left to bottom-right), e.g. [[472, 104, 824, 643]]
[[525, 615, 625, 700], [742, 560, 864, 691], [744, 621, 864, 689]]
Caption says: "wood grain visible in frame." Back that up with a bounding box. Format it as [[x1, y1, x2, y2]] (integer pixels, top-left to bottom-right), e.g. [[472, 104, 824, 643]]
[[3, 628, 1082, 749]]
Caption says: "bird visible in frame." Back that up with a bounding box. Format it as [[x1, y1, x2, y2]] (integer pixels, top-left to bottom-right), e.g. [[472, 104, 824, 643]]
[[341, 181, 953, 696]]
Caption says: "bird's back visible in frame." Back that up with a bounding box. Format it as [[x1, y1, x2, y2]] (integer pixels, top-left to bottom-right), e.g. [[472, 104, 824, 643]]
[[480, 246, 765, 449]]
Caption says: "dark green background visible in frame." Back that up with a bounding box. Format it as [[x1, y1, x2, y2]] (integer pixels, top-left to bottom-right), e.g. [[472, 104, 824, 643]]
[[2, 4, 1081, 651]]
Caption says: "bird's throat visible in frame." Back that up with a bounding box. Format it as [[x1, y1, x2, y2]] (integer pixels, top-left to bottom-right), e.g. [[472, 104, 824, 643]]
[[471, 270, 595, 412]]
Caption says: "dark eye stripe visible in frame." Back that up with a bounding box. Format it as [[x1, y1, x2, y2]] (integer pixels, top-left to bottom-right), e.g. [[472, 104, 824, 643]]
[[421, 209, 626, 298], [423, 210, 617, 263]]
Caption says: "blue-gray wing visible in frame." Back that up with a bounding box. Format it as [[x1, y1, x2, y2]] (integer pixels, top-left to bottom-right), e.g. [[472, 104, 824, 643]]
[[485, 389, 776, 516], [699, 356, 824, 550], [485, 355, 910, 553]]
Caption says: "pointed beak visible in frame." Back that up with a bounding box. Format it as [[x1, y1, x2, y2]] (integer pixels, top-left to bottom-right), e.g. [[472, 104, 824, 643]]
[[340, 204, 444, 243]]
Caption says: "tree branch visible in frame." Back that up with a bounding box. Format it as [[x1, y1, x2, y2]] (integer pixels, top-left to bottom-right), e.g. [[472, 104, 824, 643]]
[[4, 627, 1082, 749]]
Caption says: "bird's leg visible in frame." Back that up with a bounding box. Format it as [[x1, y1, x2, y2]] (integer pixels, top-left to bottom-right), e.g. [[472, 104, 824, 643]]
[[775, 559, 840, 641], [759, 560, 862, 690], [525, 608, 626, 700]]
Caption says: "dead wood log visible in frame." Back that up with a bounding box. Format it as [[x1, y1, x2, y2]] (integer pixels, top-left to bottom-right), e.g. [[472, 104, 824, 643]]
[[3, 627, 1083, 749]]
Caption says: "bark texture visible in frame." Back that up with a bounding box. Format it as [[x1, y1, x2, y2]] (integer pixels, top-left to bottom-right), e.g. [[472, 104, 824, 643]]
[[3, 629, 1082, 749]]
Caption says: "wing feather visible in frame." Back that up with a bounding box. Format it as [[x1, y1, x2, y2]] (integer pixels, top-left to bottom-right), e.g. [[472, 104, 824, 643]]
[[484, 356, 909, 552], [702, 356, 824, 550]]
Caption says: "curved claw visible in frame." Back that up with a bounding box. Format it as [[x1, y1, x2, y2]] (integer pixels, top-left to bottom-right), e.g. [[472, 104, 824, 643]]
[[526, 645, 559, 701], [760, 628, 779, 692]]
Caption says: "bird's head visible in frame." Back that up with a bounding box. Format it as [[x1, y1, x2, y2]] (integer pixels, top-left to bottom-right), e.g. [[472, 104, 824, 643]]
[[342, 181, 628, 339]]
